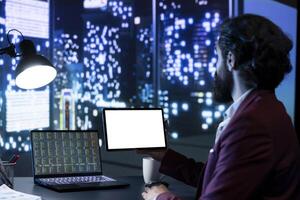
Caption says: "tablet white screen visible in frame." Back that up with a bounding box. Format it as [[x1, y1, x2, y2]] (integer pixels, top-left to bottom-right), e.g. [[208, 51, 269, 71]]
[[104, 109, 166, 150]]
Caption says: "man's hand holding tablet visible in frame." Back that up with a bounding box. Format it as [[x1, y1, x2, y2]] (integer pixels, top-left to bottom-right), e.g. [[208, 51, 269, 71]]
[[136, 149, 167, 161]]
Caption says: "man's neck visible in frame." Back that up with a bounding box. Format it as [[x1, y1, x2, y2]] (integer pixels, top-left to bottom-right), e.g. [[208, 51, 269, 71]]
[[232, 85, 250, 102], [231, 72, 256, 102]]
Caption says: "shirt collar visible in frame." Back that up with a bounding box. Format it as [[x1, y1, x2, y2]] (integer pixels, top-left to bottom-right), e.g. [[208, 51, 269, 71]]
[[223, 88, 254, 119]]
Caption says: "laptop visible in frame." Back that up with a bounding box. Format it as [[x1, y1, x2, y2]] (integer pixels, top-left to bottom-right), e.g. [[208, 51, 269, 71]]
[[30, 130, 129, 192], [103, 108, 167, 150]]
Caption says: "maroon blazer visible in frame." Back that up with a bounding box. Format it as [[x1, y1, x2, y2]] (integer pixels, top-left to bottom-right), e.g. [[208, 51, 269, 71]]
[[158, 90, 300, 200]]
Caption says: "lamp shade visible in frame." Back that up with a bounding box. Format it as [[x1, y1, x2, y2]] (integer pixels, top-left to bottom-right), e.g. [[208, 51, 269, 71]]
[[15, 39, 57, 89], [15, 54, 57, 89]]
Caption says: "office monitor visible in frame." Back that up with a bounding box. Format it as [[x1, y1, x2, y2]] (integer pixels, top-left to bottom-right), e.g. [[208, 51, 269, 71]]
[[102, 108, 167, 150]]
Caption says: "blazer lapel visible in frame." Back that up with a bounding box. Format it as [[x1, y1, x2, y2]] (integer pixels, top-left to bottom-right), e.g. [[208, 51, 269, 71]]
[[199, 89, 274, 198], [216, 89, 273, 144]]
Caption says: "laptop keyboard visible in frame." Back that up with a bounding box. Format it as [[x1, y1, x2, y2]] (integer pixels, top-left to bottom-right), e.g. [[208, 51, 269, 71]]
[[38, 175, 116, 185]]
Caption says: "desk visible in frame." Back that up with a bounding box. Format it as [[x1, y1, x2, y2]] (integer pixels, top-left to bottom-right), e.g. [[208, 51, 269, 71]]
[[14, 176, 196, 200]]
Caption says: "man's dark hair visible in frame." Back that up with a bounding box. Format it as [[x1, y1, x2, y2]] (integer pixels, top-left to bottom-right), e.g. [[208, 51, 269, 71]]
[[218, 14, 293, 90]]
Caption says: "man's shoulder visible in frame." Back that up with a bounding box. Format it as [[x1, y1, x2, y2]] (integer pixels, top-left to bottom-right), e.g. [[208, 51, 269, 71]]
[[234, 89, 287, 125], [220, 89, 295, 145]]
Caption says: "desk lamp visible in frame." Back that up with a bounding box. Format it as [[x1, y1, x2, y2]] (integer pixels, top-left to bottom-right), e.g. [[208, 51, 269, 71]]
[[0, 29, 56, 89]]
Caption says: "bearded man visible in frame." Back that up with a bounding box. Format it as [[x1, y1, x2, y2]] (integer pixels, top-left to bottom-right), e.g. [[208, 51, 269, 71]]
[[139, 14, 300, 200]]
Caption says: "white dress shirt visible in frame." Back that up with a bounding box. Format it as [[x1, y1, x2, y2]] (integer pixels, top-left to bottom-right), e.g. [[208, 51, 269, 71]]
[[214, 89, 254, 144]]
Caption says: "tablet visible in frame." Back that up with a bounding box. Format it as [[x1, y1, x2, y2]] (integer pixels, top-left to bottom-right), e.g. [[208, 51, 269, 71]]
[[103, 108, 167, 150]]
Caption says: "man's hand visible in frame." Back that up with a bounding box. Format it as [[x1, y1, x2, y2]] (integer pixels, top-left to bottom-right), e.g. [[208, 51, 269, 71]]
[[136, 149, 167, 161], [142, 184, 169, 200]]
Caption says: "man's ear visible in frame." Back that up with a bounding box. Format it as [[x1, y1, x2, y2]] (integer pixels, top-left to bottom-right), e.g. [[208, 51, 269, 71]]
[[226, 51, 236, 71]]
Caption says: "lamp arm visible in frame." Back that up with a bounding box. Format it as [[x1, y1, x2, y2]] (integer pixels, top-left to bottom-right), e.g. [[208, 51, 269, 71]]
[[0, 44, 17, 57]]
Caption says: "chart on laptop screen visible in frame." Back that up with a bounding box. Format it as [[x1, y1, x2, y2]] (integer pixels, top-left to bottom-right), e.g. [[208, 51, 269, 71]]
[[31, 131, 101, 175]]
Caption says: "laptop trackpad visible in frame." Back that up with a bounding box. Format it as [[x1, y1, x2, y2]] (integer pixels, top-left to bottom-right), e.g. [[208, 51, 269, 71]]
[[77, 182, 128, 188], [53, 184, 81, 190]]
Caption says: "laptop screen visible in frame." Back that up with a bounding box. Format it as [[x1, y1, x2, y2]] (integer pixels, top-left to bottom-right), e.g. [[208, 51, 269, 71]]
[[103, 108, 167, 150], [31, 130, 102, 176]]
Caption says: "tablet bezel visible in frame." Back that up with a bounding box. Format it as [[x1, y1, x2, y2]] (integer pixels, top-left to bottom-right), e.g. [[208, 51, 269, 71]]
[[102, 108, 167, 151]]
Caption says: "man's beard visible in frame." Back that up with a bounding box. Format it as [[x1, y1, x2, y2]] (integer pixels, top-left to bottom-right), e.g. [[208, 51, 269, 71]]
[[213, 69, 233, 104]]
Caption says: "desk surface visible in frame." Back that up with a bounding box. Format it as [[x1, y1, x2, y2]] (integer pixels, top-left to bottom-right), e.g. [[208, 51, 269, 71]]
[[14, 176, 195, 200]]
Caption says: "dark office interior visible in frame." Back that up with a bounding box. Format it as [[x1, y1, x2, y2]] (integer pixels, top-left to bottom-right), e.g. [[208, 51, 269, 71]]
[[0, 0, 299, 199]]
